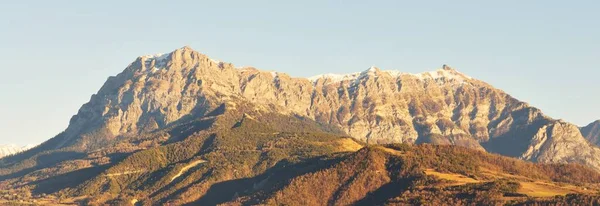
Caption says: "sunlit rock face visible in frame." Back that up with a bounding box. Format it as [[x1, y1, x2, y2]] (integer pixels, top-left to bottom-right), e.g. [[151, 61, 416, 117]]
[[49, 46, 600, 170]]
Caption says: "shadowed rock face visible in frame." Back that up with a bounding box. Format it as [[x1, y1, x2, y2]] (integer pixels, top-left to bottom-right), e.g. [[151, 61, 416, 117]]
[[582, 120, 600, 145], [28, 46, 600, 170]]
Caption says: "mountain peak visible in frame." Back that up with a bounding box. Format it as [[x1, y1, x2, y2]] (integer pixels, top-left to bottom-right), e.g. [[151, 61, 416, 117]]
[[366, 66, 380, 72], [179, 45, 195, 51], [172, 45, 200, 55], [133, 46, 219, 73], [140, 46, 199, 60]]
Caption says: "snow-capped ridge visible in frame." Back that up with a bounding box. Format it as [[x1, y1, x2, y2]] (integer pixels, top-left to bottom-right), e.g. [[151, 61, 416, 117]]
[[308, 65, 471, 85], [0, 144, 35, 158], [137, 47, 471, 85]]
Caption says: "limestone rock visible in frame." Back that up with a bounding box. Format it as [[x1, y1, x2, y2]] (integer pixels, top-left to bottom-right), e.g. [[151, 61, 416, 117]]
[[40, 46, 600, 170]]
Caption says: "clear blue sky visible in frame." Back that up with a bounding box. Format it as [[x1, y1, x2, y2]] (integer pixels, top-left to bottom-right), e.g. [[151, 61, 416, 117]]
[[1, 1, 598, 145]]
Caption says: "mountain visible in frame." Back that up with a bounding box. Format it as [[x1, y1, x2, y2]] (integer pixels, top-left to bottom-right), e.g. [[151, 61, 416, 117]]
[[1, 46, 600, 204], [30, 46, 598, 168], [0, 144, 33, 158], [582, 120, 600, 145]]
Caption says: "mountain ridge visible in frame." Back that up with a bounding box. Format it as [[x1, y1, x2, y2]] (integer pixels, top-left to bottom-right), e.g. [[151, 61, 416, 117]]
[[1, 46, 600, 205], [13, 46, 600, 170]]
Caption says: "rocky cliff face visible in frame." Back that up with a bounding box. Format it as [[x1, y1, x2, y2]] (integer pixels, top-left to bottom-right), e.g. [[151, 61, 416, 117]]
[[582, 120, 600, 145], [45, 46, 600, 169]]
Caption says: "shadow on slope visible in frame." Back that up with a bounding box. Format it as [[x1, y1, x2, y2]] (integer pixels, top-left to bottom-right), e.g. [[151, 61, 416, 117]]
[[188, 155, 346, 206], [29, 165, 110, 194], [0, 151, 86, 182]]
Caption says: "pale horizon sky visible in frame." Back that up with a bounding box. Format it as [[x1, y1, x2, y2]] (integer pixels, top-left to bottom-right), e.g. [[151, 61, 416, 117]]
[[1, 1, 599, 145]]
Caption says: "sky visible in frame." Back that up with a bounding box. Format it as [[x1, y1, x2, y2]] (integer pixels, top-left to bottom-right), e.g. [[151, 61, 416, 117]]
[[0, 0, 598, 145]]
